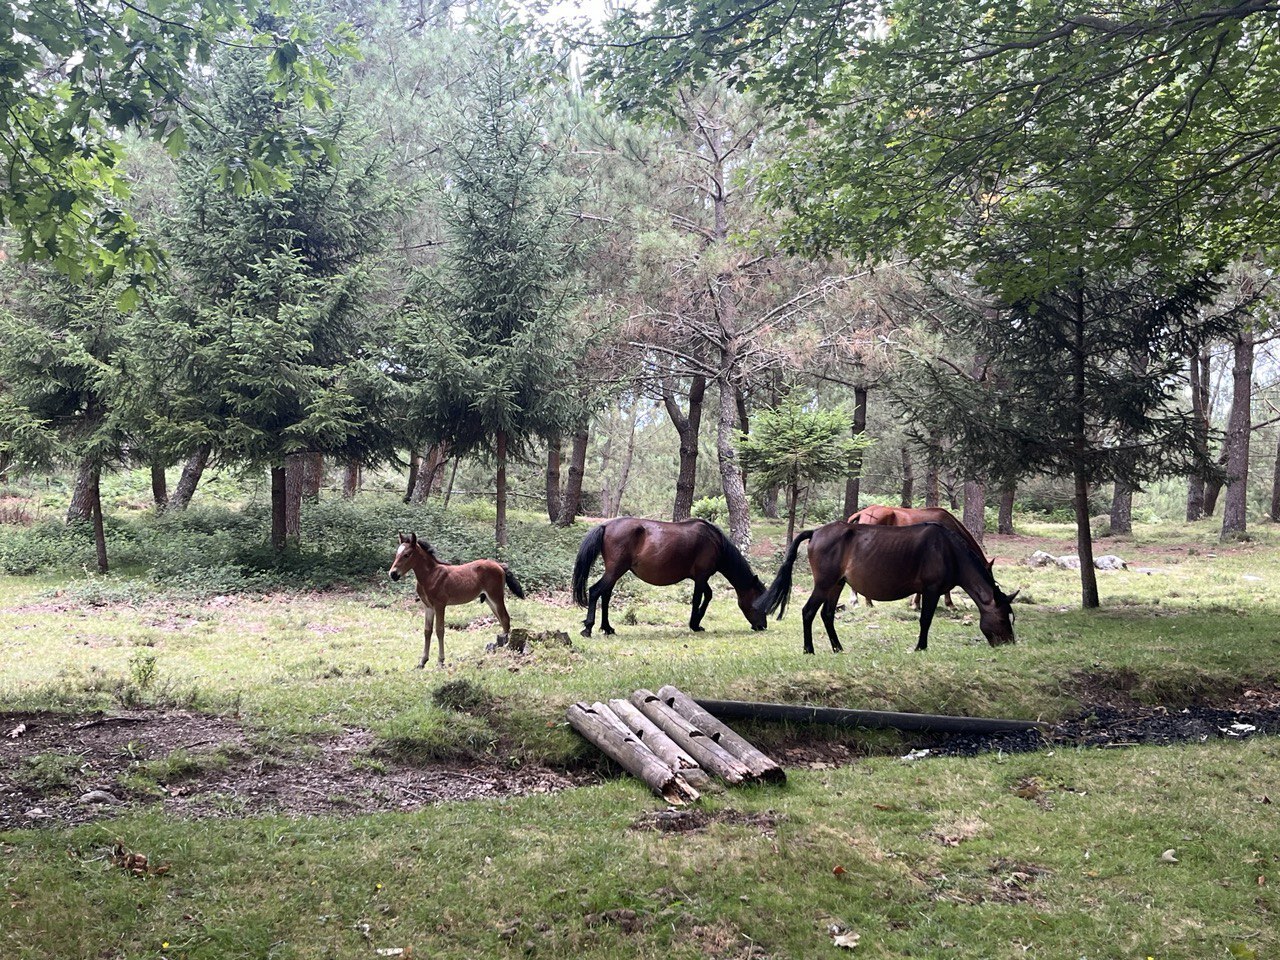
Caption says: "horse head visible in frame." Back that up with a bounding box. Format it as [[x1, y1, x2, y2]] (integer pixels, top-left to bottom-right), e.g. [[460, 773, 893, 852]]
[[388, 532, 419, 581], [738, 577, 769, 631], [979, 587, 1019, 645]]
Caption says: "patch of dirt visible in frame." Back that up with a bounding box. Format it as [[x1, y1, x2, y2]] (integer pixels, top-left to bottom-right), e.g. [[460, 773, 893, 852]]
[[0, 709, 593, 830], [630, 808, 783, 834]]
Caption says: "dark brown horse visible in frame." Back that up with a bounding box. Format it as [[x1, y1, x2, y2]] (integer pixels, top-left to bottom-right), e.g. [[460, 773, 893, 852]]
[[848, 505, 992, 609], [757, 521, 1016, 654], [572, 517, 768, 637], [389, 533, 525, 668]]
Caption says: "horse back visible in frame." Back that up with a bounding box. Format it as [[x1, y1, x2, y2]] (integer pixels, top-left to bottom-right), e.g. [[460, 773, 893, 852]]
[[839, 522, 960, 602], [602, 517, 720, 585]]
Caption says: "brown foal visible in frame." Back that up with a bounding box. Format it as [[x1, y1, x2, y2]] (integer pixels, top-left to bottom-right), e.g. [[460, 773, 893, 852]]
[[388, 533, 525, 668]]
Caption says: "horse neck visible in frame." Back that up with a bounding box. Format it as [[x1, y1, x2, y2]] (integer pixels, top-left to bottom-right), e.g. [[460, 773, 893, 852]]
[[411, 548, 440, 581], [952, 546, 996, 608], [715, 544, 754, 592]]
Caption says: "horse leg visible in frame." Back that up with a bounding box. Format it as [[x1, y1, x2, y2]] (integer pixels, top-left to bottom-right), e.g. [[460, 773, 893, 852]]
[[915, 592, 941, 652], [800, 591, 826, 655], [434, 602, 447, 667], [944, 591, 955, 609], [582, 577, 604, 637], [417, 605, 436, 669], [689, 581, 712, 631], [820, 583, 844, 653], [485, 590, 511, 645], [598, 577, 618, 635]]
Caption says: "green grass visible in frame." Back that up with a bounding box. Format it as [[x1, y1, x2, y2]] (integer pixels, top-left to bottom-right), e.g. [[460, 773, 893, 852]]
[[2, 513, 1279, 958]]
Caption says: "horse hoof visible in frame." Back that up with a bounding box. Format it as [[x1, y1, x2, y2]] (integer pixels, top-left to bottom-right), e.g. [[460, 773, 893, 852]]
[[580, 628, 592, 638], [602, 627, 616, 636], [802, 649, 815, 656], [416, 662, 427, 670], [690, 626, 705, 633]]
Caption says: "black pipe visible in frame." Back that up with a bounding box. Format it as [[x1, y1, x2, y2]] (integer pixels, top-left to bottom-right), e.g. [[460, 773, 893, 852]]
[[694, 698, 1052, 736]]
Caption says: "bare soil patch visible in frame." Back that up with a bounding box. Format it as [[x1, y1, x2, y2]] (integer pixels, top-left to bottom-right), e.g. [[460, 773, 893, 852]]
[[0, 709, 591, 830]]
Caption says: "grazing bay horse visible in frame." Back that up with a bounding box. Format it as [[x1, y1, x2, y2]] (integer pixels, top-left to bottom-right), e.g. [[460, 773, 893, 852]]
[[572, 517, 768, 638], [388, 533, 525, 668], [757, 521, 1016, 654], [848, 505, 992, 609]]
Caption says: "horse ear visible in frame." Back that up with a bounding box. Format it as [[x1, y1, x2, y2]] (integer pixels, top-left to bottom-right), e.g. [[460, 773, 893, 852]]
[[398, 532, 406, 543], [410, 532, 418, 545], [1007, 589, 1020, 602]]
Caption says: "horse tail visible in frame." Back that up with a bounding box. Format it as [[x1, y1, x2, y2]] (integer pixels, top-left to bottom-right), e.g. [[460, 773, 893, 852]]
[[572, 523, 607, 607], [504, 566, 526, 600], [757, 529, 814, 620]]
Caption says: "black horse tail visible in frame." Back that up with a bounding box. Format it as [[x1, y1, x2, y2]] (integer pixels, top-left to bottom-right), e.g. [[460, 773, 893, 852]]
[[572, 523, 607, 607], [504, 566, 526, 600], [757, 529, 814, 620]]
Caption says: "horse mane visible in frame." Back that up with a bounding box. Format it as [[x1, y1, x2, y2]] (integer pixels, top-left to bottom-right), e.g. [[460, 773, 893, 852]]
[[704, 521, 764, 590], [936, 525, 1009, 599], [414, 540, 441, 561]]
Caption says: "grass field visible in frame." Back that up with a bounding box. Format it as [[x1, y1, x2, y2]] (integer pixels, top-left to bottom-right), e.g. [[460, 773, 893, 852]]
[[2, 512, 1279, 959]]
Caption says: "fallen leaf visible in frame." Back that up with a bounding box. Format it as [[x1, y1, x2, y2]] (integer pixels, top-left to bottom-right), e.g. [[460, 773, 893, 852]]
[[833, 931, 861, 949], [872, 803, 893, 811], [1160, 849, 1179, 863], [832, 865, 846, 876]]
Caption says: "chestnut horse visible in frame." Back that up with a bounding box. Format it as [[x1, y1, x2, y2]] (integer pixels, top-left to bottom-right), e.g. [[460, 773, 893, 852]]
[[848, 505, 992, 609], [757, 521, 1016, 654], [388, 533, 525, 668], [572, 517, 768, 637]]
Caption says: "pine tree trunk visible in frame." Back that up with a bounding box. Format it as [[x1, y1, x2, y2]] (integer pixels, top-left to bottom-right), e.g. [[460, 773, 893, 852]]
[[1270, 427, 1280, 523], [997, 484, 1015, 535], [169, 444, 210, 512], [1074, 468, 1099, 608], [666, 375, 706, 522], [411, 443, 449, 503], [285, 453, 305, 541], [842, 386, 869, 517], [900, 445, 914, 508], [1110, 481, 1133, 535], [150, 464, 168, 513], [404, 450, 420, 504], [925, 453, 940, 509], [271, 466, 287, 552], [90, 462, 108, 574], [545, 433, 562, 523], [786, 481, 798, 544], [962, 479, 985, 547], [342, 460, 361, 499], [1186, 349, 1209, 521], [944, 469, 960, 510], [495, 429, 509, 548], [557, 428, 589, 526], [67, 457, 95, 523], [717, 377, 752, 549], [611, 410, 638, 518], [302, 453, 323, 500], [443, 457, 460, 508], [1221, 327, 1254, 539]]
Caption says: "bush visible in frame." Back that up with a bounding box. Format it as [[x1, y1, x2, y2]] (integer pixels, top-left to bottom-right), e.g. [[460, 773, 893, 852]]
[[691, 495, 727, 523]]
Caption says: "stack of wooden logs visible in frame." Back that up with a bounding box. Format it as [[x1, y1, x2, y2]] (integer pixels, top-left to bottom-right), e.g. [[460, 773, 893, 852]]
[[567, 684, 785, 805]]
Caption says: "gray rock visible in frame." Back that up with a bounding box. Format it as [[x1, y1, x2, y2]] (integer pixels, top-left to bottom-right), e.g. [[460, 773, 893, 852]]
[[1025, 550, 1058, 567], [79, 789, 121, 805], [1094, 555, 1127, 571]]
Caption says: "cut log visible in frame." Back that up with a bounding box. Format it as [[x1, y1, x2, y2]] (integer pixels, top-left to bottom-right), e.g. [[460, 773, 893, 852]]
[[608, 698, 711, 789], [566, 702, 699, 805], [693, 699, 1052, 736], [658, 686, 786, 784], [630, 689, 752, 785]]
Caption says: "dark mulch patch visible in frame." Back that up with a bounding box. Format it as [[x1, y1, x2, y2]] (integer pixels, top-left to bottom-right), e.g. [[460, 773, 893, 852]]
[[630, 808, 783, 834], [0, 709, 592, 830]]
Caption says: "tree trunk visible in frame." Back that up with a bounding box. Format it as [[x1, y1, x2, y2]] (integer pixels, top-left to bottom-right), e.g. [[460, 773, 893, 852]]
[[717, 376, 752, 549], [545, 433, 562, 523], [302, 453, 323, 500], [285, 453, 305, 541], [1186, 348, 1209, 521], [404, 450, 420, 504], [944, 469, 960, 510], [88, 463, 108, 574], [1071, 279, 1099, 608], [443, 456, 460, 508], [1270, 427, 1280, 523], [900, 445, 914, 508], [342, 460, 361, 499], [842, 386, 869, 517], [1110, 481, 1133, 535], [495, 429, 509, 549], [271, 465, 287, 552], [149, 464, 168, 513], [557, 428, 589, 526], [169, 444, 210, 512], [962, 479, 985, 547], [67, 457, 95, 523], [785, 480, 798, 544], [665, 375, 706, 522], [997, 484, 1015, 535], [1221, 327, 1254, 539], [411, 442, 449, 503], [925, 452, 940, 509], [610, 409, 638, 518]]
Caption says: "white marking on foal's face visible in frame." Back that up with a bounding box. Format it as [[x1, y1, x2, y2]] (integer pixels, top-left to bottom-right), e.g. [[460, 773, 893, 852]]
[[389, 542, 414, 581]]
